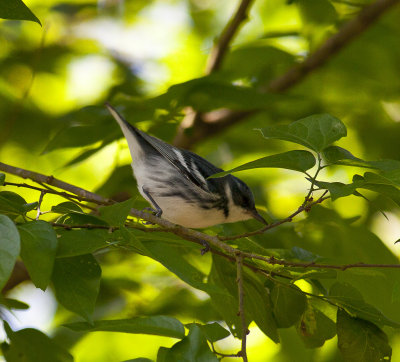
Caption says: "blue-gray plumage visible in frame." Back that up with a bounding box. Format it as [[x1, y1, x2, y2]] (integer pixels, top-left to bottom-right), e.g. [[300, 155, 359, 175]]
[[106, 103, 267, 228]]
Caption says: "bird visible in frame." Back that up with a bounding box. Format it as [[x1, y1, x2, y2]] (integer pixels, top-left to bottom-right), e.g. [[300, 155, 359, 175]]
[[106, 103, 267, 229]]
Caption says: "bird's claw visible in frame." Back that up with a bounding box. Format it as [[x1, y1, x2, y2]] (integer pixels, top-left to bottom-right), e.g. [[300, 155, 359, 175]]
[[141, 207, 162, 225], [200, 241, 210, 255]]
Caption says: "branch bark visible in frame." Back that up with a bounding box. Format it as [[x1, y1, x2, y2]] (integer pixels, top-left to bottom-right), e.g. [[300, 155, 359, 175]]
[[206, 0, 255, 74], [174, 0, 400, 149], [236, 254, 248, 362], [174, 0, 255, 147], [2, 162, 400, 295]]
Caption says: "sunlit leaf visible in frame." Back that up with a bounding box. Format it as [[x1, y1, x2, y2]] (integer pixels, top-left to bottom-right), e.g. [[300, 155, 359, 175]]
[[258, 114, 347, 152], [296, 301, 336, 348]]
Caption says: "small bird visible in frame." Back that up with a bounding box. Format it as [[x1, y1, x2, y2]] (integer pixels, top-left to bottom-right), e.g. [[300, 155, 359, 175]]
[[106, 103, 267, 228]]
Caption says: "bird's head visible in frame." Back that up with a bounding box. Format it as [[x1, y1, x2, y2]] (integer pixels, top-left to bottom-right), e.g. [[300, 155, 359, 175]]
[[229, 176, 268, 225]]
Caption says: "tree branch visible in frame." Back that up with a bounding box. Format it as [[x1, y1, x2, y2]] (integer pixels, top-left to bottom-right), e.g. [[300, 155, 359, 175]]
[[174, 0, 255, 147], [236, 254, 248, 362], [2, 162, 400, 295], [173, 0, 400, 149], [206, 0, 255, 73]]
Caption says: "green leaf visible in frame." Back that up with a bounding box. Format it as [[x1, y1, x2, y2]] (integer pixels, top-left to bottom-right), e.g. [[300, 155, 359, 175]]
[[65, 315, 185, 339], [123, 359, 153, 362], [186, 322, 230, 343], [244, 273, 280, 343], [210, 255, 279, 342], [392, 281, 400, 303], [210, 150, 316, 178], [51, 202, 83, 214], [322, 146, 400, 171], [56, 211, 108, 226], [0, 297, 29, 310], [18, 221, 58, 290], [329, 282, 400, 328], [52, 254, 101, 322], [149, 77, 290, 112], [296, 302, 336, 348], [314, 180, 359, 201], [143, 239, 222, 294], [271, 283, 307, 328], [56, 229, 114, 257], [207, 279, 242, 338], [337, 309, 392, 362], [42, 106, 118, 154], [0, 214, 20, 290], [0, 191, 37, 219], [258, 114, 347, 152], [98, 198, 134, 225], [62, 141, 113, 168], [298, 0, 337, 26], [0, 0, 41, 25], [0, 173, 5, 185], [2, 322, 73, 362], [157, 324, 218, 362]]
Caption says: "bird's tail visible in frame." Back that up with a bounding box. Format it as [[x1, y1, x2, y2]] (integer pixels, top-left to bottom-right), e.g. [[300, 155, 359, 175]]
[[105, 102, 141, 137]]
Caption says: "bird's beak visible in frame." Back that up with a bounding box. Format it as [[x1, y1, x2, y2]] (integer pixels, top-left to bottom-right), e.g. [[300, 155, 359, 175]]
[[250, 209, 268, 225]]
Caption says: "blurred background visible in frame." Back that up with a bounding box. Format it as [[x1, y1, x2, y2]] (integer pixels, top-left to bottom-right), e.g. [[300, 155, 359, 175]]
[[1, 0, 400, 361]]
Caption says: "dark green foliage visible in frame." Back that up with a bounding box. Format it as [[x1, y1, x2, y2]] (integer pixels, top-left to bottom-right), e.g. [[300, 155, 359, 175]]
[[18, 221, 58, 290], [65, 316, 185, 339], [0, 0, 41, 25], [52, 254, 101, 322], [337, 309, 392, 362], [0, 215, 20, 290], [2, 322, 72, 362], [1, 0, 400, 360]]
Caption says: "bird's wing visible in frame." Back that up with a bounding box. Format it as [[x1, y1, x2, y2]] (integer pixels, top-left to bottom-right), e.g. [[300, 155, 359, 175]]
[[136, 129, 223, 190], [106, 103, 223, 191]]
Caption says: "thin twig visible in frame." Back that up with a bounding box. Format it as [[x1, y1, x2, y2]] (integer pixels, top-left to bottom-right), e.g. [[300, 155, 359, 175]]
[[236, 254, 248, 362], [50, 222, 167, 233], [3, 162, 400, 272], [302, 154, 323, 206], [206, 0, 254, 73], [219, 194, 330, 241], [35, 191, 45, 220], [4, 181, 98, 211], [173, 0, 400, 149], [174, 0, 255, 147], [0, 163, 112, 206]]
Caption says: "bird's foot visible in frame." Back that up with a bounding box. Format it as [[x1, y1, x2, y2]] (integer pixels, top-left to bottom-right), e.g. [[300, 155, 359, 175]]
[[141, 207, 162, 225], [200, 241, 210, 256]]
